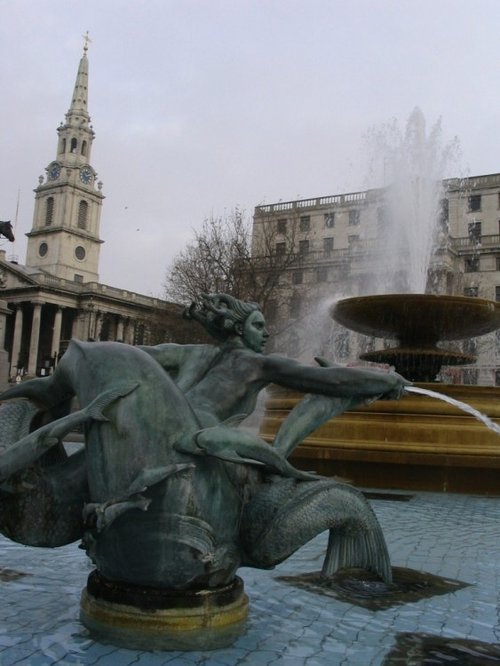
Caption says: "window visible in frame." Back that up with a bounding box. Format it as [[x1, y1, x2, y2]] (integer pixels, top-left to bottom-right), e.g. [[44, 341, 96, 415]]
[[464, 287, 478, 297], [496, 286, 500, 302], [78, 200, 89, 230], [290, 294, 301, 318], [81, 140, 87, 157], [45, 197, 54, 225], [463, 369, 478, 385], [265, 300, 278, 320], [74, 274, 84, 283], [299, 240, 309, 255], [440, 198, 449, 223], [292, 270, 303, 285], [464, 255, 479, 272], [75, 246, 86, 260], [60, 138, 66, 154], [316, 267, 327, 282], [348, 234, 360, 246], [275, 242, 286, 255], [299, 216, 310, 232], [496, 256, 500, 271], [38, 242, 48, 257], [323, 237, 334, 253], [468, 195, 481, 212], [349, 209, 360, 225], [468, 221, 481, 242], [324, 213, 335, 228], [70, 138, 77, 153], [495, 370, 500, 386], [277, 218, 287, 234]]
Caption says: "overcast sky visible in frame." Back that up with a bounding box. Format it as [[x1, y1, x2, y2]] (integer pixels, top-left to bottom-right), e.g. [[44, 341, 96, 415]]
[[1, 0, 499, 297]]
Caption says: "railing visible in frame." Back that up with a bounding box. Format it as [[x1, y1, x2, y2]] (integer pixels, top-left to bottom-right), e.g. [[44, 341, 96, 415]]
[[451, 235, 500, 251], [255, 190, 368, 215], [33, 272, 162, 307]]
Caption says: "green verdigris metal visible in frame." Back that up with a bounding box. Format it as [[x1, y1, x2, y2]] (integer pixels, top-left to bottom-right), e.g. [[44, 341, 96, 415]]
[[0, 293, 408, 644]]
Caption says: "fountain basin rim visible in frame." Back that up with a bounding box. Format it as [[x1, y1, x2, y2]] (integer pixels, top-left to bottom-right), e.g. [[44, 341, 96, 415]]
[[331, 293, 500, 342]]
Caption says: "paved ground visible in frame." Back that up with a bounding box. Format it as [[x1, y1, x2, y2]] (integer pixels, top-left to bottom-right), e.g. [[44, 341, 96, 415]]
[[0, 490, 499, 665]]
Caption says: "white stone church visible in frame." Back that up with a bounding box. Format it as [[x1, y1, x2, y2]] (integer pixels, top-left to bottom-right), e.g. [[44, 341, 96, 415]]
[[0, 42, 182, 384]]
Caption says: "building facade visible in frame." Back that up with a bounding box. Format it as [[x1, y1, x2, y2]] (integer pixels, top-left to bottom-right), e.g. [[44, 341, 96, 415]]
[[0, 42, 182, 383], [252, 173, 500, 385]]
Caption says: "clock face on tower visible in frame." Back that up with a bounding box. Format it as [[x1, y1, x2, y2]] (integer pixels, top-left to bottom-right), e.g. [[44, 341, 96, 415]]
[[80, 166, 93, 185], [48, 163, 61, 180]]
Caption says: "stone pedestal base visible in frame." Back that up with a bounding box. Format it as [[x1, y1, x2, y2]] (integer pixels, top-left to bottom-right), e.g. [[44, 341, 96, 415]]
[[80, 571, 249, 650]]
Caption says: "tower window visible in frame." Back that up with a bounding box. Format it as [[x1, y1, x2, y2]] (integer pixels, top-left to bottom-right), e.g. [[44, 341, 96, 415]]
[[45, 197, 54, 226], [39, 242, 48, 257], [78, 200, 89, 229], [75, 246, 86, 260], [60, 138, 66, 154], [81, 140, 87, 157], [70, 138, 77, 153]]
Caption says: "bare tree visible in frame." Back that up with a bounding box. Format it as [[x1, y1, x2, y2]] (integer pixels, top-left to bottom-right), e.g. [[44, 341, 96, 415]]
[[164, 209, 300, 329]]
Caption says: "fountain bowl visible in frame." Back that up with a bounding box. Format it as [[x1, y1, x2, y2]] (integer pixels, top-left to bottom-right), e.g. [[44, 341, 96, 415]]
[[331, 294, 500, 346], [331, 294, 500, 381]]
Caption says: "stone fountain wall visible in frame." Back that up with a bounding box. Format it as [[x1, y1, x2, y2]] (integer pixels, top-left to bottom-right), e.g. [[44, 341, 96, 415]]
[[261, 383, 500, 494]]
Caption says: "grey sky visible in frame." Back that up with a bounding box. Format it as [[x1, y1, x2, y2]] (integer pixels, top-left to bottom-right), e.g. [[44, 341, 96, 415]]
[[1, 0, 499, 296]]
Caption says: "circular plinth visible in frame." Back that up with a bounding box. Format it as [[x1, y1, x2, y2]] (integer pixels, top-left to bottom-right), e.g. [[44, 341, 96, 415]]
[[80, 571, 249, 651]]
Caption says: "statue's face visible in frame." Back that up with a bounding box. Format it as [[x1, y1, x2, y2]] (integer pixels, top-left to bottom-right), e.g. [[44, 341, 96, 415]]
[[242, 310, 269, 353]]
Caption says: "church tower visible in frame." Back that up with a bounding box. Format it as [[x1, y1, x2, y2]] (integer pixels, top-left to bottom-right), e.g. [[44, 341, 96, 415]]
[[26, 35, 104, 283]]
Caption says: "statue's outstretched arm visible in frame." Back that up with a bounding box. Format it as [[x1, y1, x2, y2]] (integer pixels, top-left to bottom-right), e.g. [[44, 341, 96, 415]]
[[262, 354, 409, 399]]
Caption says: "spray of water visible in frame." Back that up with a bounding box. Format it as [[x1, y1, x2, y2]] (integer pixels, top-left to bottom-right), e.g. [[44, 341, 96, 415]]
[[365, 108, 460, 294], [406, 385, 500, 435]]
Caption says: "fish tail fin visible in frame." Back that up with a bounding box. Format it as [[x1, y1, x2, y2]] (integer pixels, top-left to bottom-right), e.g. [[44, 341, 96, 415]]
[[85, 382, 140, 422], [322, 524, 392, 584]]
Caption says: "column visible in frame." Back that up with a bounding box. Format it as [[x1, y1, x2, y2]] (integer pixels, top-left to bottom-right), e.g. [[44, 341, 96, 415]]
[[10, 305, 24, 377], [27, 302, 43, 376], [52, 307, 63, 359], [95, 312, 104, 341], [0, 299, 11, 386], [116, 317, 124, 342]]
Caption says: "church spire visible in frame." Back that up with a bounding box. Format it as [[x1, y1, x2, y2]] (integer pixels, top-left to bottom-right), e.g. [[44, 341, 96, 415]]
[[27, 35, 104, 284], [54, 33, 95, 165], [66, 32, 91, 126]]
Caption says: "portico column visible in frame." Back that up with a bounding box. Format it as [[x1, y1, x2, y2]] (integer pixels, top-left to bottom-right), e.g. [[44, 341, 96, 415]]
[[52, 307, 63, 359], [10, 305, 24, 376], [95, 312, 104, 341], [27, 302, 43, 376], [116, 317, 124, 342]]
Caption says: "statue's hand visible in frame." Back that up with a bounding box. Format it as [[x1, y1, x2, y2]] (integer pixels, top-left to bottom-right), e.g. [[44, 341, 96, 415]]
[[381, 372, 411, 400]]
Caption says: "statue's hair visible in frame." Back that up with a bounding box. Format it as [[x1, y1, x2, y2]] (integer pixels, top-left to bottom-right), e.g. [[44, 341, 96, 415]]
[[184, 293, 261, 341]]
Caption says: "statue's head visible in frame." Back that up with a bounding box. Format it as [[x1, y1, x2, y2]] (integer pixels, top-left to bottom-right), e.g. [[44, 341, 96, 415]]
[[185, 293, 269, 352]]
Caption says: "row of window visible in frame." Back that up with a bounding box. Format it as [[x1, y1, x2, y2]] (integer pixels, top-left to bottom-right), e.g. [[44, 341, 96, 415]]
[[274, 235, 362, 255], [464, 255, 500, 272], [277, 210, 361, 234], [44, 197, 89, 230], [59, 137, 87, 156]]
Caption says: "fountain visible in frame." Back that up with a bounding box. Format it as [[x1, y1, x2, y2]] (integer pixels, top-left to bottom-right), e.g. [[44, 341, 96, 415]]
[[259, 110, 500, 494], [332, 293, 500, 382]]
